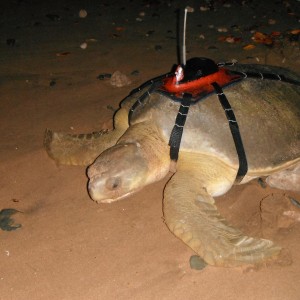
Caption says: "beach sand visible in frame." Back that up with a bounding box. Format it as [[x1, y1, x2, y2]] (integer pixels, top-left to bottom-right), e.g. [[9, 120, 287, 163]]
[[1, 1, 300, 299]]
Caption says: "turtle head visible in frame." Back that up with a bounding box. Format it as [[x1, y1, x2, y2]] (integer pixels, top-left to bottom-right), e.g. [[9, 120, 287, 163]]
[[87, 143, 151, 203]]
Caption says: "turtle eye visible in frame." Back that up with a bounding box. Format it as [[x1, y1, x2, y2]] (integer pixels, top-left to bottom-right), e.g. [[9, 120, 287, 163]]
[[106, 177, 121, 191]]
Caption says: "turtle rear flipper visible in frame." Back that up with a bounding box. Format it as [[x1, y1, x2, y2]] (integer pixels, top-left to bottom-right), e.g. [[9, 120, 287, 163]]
[[266, 161, 300, 192], [163, 152, 281, 267], [44, 129, 112, 166], [44, 108, 129, 166]]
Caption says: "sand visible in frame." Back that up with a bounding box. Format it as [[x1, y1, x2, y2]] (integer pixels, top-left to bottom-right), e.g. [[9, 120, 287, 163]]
[[1, 1, 300, 299]]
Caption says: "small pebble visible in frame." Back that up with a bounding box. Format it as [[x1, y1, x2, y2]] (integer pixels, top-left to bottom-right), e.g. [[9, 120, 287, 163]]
[[80, 42, 87, 49], [49, 80, 56, 87], [225, 37, 235, 43], [110, 71, 131, 87], [200, 6, 209, 11], [79, 9, 87, 18], [154, 45, 162, 51], [189, 255, 207, 270], [97, 73, 112, 80], [217, 27, 228, 33], [268, 19, 276, 25], [131, 70, 139, 76]]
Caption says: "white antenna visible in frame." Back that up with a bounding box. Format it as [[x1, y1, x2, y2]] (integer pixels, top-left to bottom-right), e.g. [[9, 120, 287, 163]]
[[182, 6, 194, 66]]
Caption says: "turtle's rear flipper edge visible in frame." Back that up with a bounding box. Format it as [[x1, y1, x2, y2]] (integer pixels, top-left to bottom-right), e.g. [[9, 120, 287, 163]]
[[43, 128, 119, 166], [44, 108, 130, 166]]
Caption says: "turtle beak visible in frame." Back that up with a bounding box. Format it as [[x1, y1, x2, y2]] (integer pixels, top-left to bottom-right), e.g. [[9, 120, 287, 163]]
[[87, 175, 109, 203], [87, 174, 134, 203]]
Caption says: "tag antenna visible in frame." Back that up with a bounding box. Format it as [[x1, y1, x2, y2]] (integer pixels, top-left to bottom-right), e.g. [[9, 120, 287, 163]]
[[182, 6, 194, 66]]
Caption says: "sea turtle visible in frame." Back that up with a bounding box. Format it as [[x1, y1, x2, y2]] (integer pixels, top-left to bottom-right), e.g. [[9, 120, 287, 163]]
[[44, 58, 300, 267]]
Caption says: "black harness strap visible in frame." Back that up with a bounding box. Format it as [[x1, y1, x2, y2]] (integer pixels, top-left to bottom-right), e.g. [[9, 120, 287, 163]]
[[128, 80, 163, 124], [231, 71, 300, 86], [211, 82, 248, 182], [169, 93, 192, 161]]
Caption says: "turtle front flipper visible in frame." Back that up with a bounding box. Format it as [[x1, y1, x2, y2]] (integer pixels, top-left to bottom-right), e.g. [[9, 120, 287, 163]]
[[44, 108, 129, 165], [163, 152, 281, 267]]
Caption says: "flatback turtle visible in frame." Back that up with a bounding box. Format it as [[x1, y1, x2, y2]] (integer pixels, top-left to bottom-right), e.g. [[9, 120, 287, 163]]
[[44, 58, 300, 267]]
